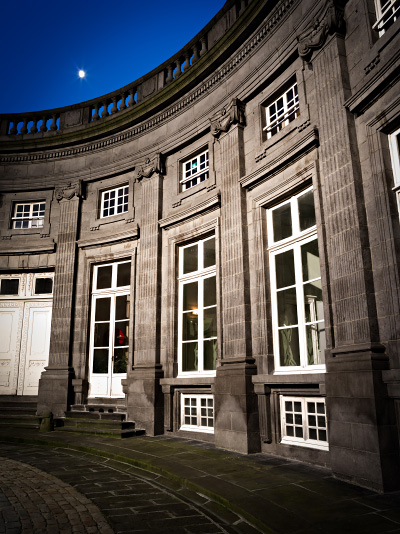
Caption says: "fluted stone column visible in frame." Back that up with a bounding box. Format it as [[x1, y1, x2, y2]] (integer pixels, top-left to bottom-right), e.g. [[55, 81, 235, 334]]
[[299, 0, 399, 491], [123, 154, 164, 435], [37, 181, 81, 417], [211, 99, 260, 453]]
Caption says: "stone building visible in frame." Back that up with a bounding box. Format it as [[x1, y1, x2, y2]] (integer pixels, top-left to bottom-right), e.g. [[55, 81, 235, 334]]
[[0, 0, 399, 493]]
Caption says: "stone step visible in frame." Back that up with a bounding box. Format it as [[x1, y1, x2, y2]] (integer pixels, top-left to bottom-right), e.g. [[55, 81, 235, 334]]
[[61, 418, 136, 430], [54, 426, 145, 439], [0, 406, 37, 415], [0, 414, 41, 429], [66, 411, 126, 421], [86, 397, 126, 406]]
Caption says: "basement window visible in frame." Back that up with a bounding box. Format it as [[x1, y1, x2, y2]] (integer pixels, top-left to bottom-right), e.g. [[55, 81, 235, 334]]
[[180, 394, 214, 433], [281, 396, 328, 450]]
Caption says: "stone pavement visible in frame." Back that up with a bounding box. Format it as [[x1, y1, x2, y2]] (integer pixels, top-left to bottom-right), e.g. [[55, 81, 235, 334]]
[[0, 428, 400, 534]]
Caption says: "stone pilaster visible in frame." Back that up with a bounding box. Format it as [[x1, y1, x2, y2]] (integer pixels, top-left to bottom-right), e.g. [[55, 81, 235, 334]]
[[211, 99, 260, 453], [303, 5, 400, 490], [124, 154, 164, 435], [37, 182, 81, 417]]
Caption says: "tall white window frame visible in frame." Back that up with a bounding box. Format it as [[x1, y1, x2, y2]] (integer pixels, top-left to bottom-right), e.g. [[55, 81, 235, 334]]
[[178, 236, 217, 377], [389, 127, 400, 216], [180, 394, 214, 433], [264, 83, 299, 139], [12, 201, 45, 229], [180, 149, 209, 192], [373, 0, 399, 35], [100, 185, 129, 218], [268, 187, 326, 373], [89, 260, 131, 397], [280, 396, 328, 450]]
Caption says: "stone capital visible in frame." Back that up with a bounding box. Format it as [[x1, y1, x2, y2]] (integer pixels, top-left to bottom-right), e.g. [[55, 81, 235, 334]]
[[297, 0, 346, 61], [134, 153, 164, 182], [55, 181, 82, 202], [210, 98, 245, 138]]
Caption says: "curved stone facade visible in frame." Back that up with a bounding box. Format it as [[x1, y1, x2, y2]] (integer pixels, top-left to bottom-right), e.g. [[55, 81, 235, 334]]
[[1, 0, 400, 492]]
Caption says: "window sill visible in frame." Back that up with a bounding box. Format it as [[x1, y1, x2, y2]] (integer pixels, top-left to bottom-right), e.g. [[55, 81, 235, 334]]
[[281, 437, 329, 451]]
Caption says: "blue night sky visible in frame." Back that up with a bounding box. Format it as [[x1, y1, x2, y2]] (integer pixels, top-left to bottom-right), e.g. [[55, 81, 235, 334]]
[[0, 0, 226, 114]]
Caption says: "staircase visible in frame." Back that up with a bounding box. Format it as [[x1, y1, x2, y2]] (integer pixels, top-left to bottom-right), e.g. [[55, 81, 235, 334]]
[[55, 398, 145, 439], [0, 395, 41, 430]]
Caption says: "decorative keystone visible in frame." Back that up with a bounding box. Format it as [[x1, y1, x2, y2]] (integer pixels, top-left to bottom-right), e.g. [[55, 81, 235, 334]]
[[210, 98, 245, 138], [55, 181, 82, 201], [297, 0, 346, 61], [134, 153, 164, 181]]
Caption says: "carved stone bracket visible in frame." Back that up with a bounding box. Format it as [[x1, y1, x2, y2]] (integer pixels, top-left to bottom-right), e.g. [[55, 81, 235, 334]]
[[297, 0, 346, 61], [210, 98, 245, 138], [134, 153, 164, 182], [55, 181, 82, 201]]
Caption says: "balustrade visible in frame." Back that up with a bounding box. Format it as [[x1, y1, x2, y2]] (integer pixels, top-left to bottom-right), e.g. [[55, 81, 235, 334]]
[[164, 36, 208, 85], [7, 114, 60, 135]]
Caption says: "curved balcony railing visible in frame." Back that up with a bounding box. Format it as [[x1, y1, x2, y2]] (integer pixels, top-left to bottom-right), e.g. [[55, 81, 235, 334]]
[[0, 0, 250, 140]]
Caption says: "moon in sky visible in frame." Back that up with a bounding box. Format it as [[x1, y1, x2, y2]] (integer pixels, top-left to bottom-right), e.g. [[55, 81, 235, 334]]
[[78, 70, 86, 79]]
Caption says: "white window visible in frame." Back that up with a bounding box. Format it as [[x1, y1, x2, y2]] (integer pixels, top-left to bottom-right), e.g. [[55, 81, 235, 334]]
[[178, 236, 217, 376], [0, 273, 54, 298], [181, 149, 209, 191], [180, 394, 214, 433], [389, 127, 400, 216], [12, 202, 45, 229], [264, 83, 299, 139], [281, 396, 328, 450], [101, 185, 129, 218], [268, 188, 326, 372], [373, 0, 399, 35], [89, 261, 131, 396]]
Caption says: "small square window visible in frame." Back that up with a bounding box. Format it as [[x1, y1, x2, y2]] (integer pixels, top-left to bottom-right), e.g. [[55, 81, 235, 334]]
[[0, 278, 20, 295], [281, 396, 328, 450], [12, 202, 45, 229], [35, 278, 53, 295], [263, 83, 299, 139], [180, 149, 209, 192], [181, 394, 214, 432], [100, 185, 129, 218]]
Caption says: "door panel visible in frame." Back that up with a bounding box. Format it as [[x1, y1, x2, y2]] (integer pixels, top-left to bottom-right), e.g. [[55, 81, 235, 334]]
[[0, 303, 24, 395], [20, 304, 52, 395]]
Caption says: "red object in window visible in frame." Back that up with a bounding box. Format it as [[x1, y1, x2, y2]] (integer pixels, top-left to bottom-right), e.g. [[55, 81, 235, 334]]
[[116, 330, 125, 345]]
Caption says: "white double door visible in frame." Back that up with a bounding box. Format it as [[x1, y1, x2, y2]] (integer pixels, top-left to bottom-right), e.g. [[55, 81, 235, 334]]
[[0, 300, 52, 395]]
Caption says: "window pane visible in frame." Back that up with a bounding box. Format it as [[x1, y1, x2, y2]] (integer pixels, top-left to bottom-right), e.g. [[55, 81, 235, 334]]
[[182, 342, 198, 371], [204, 307, 217, 338], [117, 262, 131, 287], [182, 312, 198, 341], [204, 276, 216, 307], [304, 280, 324, 322], [183, 282, 198, 311], [279, 328, 300, 366], [301, 240, 320, 281], [183, 244, 198, 274], [277, 288, 298, 327], [204, 340, 217, 370], [298, 190, 316, 231], [0, 279, 20, 295], [35, 278, 53, 294], [273, 204, 292, 242], [275, 250, 295, 289], [319, 429, 327, 441], [306, 323, 326, 365], [94, 323, 109, 347], [115, 295, 130, 320], [113, 348, 128, 374], [203, 238, 216, 268], [115, 322, 129, 346], [95, 297, 111, 321], [93, 349, 109, 373], [97, 266, 112, 289]]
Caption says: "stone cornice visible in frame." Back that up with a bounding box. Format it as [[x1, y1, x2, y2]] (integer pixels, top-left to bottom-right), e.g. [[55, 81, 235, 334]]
[[77, 226, 139, 249], [0, 0, 296, 163], [297, 0, 346, 61], [159, 193, 220, 229]]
